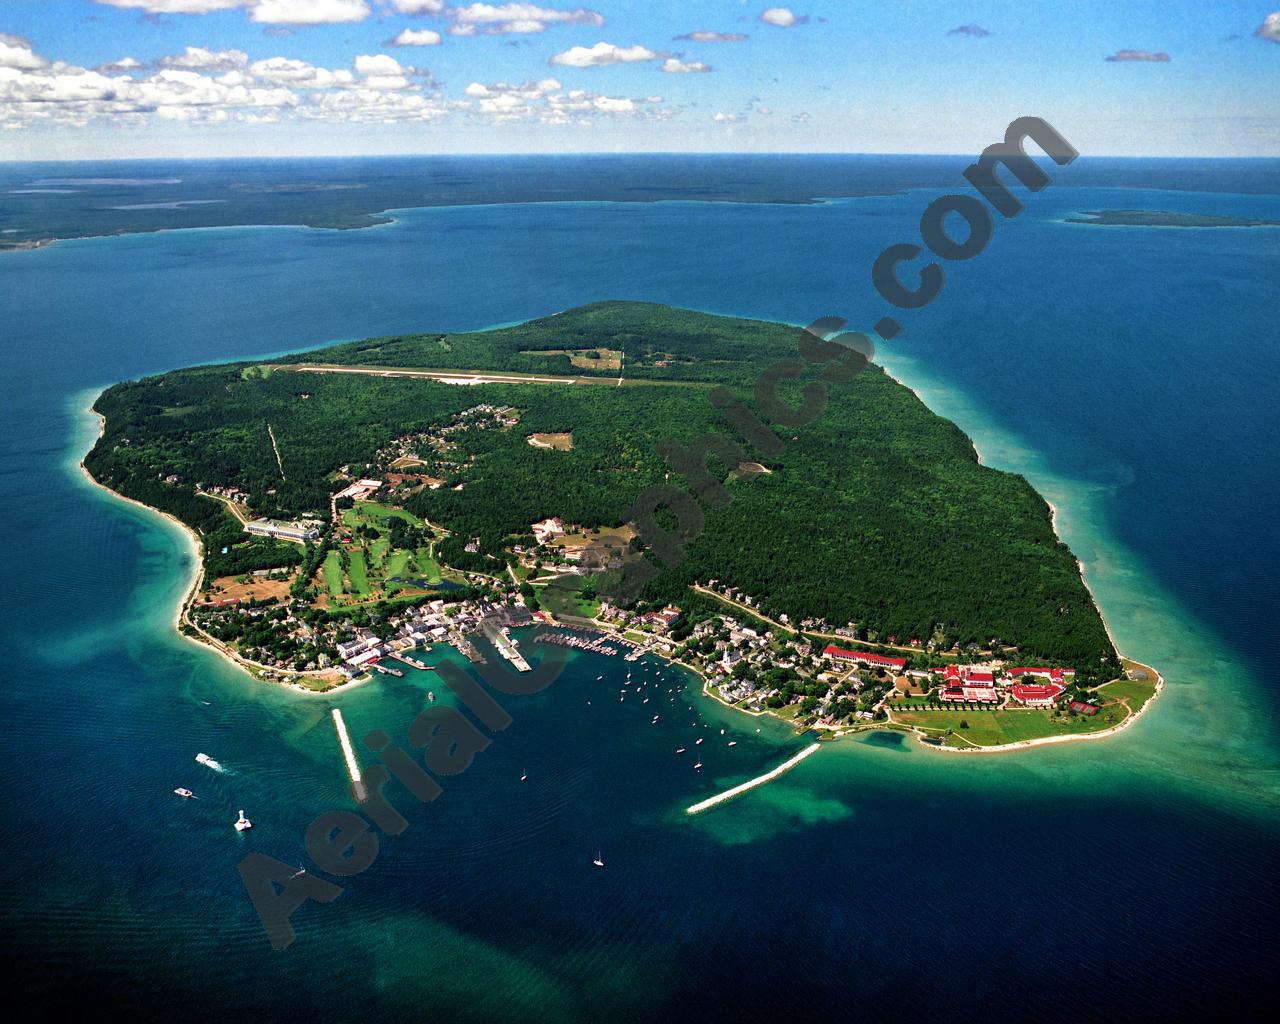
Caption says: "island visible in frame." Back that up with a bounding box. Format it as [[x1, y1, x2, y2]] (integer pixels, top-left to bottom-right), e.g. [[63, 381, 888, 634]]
[[83, 301, 1158, 751], [1066, 209, 1280, 228]]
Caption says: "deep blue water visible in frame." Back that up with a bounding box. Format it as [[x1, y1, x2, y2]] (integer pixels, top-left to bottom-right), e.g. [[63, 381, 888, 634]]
[[1, 157, 1278, 1020]]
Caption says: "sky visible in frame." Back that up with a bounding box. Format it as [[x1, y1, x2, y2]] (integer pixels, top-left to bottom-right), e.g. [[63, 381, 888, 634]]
[[0, 1, 1277, 160]]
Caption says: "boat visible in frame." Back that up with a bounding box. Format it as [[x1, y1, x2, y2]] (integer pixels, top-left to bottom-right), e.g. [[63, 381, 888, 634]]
[[520, 771, 528, 782], [675, 747, 685, 754], [195, 753, 223, 772], [427, 691, 436, 702], [234, 809, 253, 832], [651, 715, 660, 723], [174, 788, 194, 799], [693, 762, 703, 771], [695, 738, 704, 746], [727, 741, 737, 747], [592, 851, 604, 868]]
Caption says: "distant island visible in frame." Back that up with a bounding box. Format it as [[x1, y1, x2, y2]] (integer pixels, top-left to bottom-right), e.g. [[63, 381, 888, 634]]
[[1067, 209, 1280, 228], [83, 301, 1157, 750]]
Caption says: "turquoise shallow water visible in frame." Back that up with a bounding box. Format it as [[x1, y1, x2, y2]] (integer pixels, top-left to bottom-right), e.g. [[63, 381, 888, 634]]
[[1, 159, 1278, 1019]]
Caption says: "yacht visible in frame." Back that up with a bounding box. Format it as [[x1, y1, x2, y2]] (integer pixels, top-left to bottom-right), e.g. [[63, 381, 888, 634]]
[[195, 753, 223, 772], [234, 809, 253, 832], [174, 788, 194, 799]]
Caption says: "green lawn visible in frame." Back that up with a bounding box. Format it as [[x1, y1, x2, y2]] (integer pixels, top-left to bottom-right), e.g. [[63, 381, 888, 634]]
[[385, 549, 413, 579], [1097, 676, 1157, 712], [346, 549, 370, 597], [891, 704, 1129, 746], [414, 548, 444, 584], [322, 550, 345, 597]]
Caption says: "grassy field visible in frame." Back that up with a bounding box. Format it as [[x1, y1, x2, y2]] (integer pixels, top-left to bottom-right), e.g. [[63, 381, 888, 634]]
[[322, 550, 345, 597], [890, 704, 1129, 746], [415, 549, 444, 584], [346, 549, 370, 597], [1098, 676, 1158, 712]]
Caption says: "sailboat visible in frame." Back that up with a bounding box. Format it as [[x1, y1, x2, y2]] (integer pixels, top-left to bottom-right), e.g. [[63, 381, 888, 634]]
[[592, 850, 604, 868]]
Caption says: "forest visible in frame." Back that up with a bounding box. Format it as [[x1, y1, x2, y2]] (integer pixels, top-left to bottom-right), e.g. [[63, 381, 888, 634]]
[[86, 301, 1117, 671]]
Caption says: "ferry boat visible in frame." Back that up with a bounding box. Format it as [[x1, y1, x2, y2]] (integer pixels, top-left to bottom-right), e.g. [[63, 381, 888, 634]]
[[174, 788, 194, 799], [195, 752, 223, 771], [234, 809, 253, 832]]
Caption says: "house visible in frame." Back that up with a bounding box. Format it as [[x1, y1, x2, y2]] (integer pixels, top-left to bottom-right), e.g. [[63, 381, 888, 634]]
[[822, 645, 907, 672], [1009, 681, 1067, 707], [531, 517, 565, 544]]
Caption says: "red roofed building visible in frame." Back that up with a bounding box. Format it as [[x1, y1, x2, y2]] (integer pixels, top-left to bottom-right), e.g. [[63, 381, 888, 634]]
[[1009, 681, 1067, 707], [822, 645, 907, 672], [1007, 667, 1076, 682], [940, 684, 999, 704]]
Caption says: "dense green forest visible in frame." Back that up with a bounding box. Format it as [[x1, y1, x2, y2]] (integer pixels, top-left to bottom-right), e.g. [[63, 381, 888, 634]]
[[86, 301, 1116, 670]]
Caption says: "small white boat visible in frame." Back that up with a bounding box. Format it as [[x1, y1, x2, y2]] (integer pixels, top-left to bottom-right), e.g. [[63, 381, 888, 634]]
[[592, 851, 604, 868], [693, 763, 703, 771], [428, 691, 436, 702], [234, 809, 253, 832], [695, 738, 704, 746], [520, 772, 528, 782], [727, 741, 737, 747], [174, 788, 194, 799], [675, 747, 685, 754], [195, 753, 223, 772], [651, 715, 660, 723]]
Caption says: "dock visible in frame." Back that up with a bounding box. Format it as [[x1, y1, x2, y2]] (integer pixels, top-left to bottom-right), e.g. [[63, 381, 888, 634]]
[[483, 623, 531, 672], [388, 651, 431, 671], [371, 662, 404, 677], [685, 743, 821, 816], [332, 708, 366, 802]]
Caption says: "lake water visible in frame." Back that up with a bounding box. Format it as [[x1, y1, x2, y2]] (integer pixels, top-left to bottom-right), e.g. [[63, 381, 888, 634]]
[[1, 157, 1277, 1019]]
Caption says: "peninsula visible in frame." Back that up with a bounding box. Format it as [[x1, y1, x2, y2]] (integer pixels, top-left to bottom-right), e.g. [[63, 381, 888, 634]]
[[84, 302, 1155, 748]]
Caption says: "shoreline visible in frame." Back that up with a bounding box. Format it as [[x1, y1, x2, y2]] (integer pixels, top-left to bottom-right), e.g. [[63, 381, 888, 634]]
[[76, 396, 361, 697]]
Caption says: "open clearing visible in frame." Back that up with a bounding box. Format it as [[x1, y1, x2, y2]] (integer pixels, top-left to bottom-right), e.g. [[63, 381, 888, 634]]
[[528, 432, 574, 451]]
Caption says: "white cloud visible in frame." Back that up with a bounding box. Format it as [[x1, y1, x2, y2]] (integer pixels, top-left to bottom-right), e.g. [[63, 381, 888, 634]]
[[159, 46, 250, 71], [386, 0, 444, 12], [1103, 49, 1171, 62], [251, 0, 371, 23], [1257, 13, 1280, 43], [249, 56, 354, 87], [97, 56, 147, 73], [94, 0, 245, 13], [711, 111, 741, 122], [661, 58, 711, 74], [353, 53, 406, 76], [386, 28, 443, 46], [759, 8, 799, 28], [0, 34, 48, 70], [449, 4, 603, 36], [549, 42, 662, 67], [674, 31, 747, 43]]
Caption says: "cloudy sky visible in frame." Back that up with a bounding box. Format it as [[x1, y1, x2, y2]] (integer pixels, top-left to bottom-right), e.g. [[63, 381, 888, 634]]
[[1, 1, 1277, 160]]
